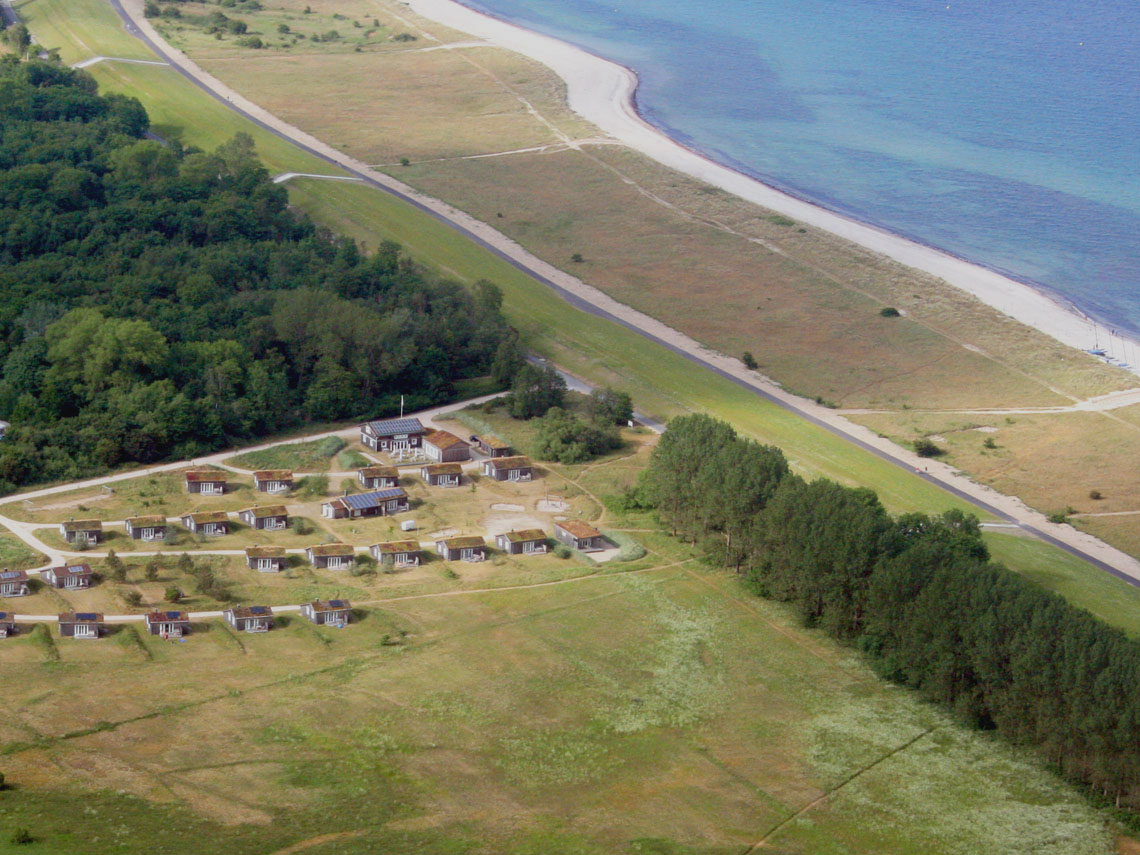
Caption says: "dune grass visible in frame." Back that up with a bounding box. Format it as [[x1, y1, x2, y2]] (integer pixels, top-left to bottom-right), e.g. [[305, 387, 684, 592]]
[[228, 436, 346, 472]]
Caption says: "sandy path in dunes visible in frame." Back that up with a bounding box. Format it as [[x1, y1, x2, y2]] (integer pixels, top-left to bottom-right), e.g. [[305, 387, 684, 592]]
[[62, 0, 1140, 586]]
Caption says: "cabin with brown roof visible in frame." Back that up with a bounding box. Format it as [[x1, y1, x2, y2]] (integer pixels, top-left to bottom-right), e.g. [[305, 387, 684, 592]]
[[225, 605, 273, 633], [322, 488, 408, 520], [306, 543, 354, 569], [145, 610, 190, 638], [358, 465, 399, 490], [302, 599, 352, 627], [423, 430, 471, 463], [239, 505, 289, 530], [182, 511, 229, 536], [475, 435, 512, 458], [59, 611, 103, 639], [253, 470, 293, 493], [421, 462, 462, 487], [246, 546, 286, 573], [0, 612, 15, 638], [43, 564, 94, 589], [58, 519, 102, 545], [0, 570, 29, 597], [436, 536, 486, 562], [495, 529, 548, 555], [554, 521, 605, 551], [124, 515, 167, 541], [370, 540, 420, 567], [184, 468, 229, 494], [482, 456, 534, 482]]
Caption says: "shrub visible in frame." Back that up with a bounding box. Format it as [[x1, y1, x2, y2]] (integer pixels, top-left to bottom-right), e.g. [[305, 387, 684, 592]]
[[145, 557, 160, 582], [554, 544, 572, 559], [10, 828, 32, 845], [913, 438, 945, 458], [587, 387, 633, 425], [983, 436, 997, 449], [1047, 512, 1069, 524], [742, 351, 758, 370], [164, 585, 182, 603], [534, 407, 621, 464], [570, 252, 584, 263], [506, 363, 566, 420], [277, 23, 289, 33], [291, 516, 314, 536], [392, 32, 416, 41], [399, 157, 410, 167], [237, 35, 263, 48], [880, 307, 901, 317], [105, 549, 127, 582], [144, 1, 160, 16], [1090, 489, 1104, 500], [123, 590, 143, 607]]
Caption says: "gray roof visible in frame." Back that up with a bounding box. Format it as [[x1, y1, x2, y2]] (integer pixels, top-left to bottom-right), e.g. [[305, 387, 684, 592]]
[[341, 489, 406, 510], [365, 417, 424, 437]]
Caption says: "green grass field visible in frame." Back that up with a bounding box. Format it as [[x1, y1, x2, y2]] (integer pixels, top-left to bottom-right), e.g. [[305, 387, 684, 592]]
[[228, 436, 347, 472], [3, 2, 1137, 850]]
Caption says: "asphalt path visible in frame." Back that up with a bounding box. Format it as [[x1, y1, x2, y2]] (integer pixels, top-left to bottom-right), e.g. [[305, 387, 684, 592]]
[[32, 0, 1138, 591]]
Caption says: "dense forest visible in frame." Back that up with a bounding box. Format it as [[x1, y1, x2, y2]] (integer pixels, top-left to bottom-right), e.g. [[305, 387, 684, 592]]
[[0, 58, 521, 490], [641, 414, 1140, 811]]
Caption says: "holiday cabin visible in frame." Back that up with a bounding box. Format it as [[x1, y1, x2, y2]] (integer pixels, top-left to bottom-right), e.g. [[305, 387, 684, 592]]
[[225, 605, 273, 633], [554, 521, 606, 551], [145, 610, 191, 637], [474, 435, 512, 458], [360, 417, 426, 453], [42, 564, 94, 589], [482, 456, 534, 482], [124, 514, 167, 541], [184, 469, 228, 494], [423, 430, 471, 463], [306, 543, 354, 570], [301, 599, 352, 627], [182, 511, 230, 536], [253, 469, 293, 493], [421, 463, 462, 487], [58, 519, 102, 545], [239, 505, 289, 530], [436, 536, 486, 563], [495, 529, 548, 555], [59, 612, 103, 639], [246, 546, 286, 573], [358, 465, 399, 489], [0, 570, 29, 597], [321, 489, 408, 520], [370, 540, 420, 567]]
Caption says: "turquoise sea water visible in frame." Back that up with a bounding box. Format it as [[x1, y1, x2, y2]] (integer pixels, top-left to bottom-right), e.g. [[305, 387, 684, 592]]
[[461, 0, 1140, 336]]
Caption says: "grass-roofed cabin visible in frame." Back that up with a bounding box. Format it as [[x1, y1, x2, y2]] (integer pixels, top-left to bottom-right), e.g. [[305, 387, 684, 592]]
[[554, 521, 606, 552], [301, 599, 351, 627], [482, 456, 534, 482], [423, 429, 471, 463], [184, 468, 229, 495], [358, 465, 399, 490], [225, 605, 273, 633], [306, 543, 354, 569], [58, 518, 102, 545], [145, 610, 191, 638], [436, 536, 486, 563], [182, 511, 230, 536], [475, 434, 512, 458], [370, 540, 420, 567], [495, 529, 548, 555], [421, 463, 462, 487], [246, 546, 286, 573], [238, 505, 289, 530], [124, 514, 167, 541], [253, 469, 293, 493]]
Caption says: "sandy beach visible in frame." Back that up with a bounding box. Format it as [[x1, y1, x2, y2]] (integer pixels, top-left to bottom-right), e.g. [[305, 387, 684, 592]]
[[407, 0, 1139, 371]]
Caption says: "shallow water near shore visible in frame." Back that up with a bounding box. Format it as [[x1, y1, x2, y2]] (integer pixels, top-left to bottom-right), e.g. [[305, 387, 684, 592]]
[[460, 0, 1140, 339]]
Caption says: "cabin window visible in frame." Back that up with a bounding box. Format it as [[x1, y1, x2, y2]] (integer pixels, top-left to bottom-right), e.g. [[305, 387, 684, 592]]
[[73, 624, 95, 638]]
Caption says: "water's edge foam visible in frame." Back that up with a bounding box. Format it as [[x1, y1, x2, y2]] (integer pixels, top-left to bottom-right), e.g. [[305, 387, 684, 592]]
[[408, 0, 1140, 372]]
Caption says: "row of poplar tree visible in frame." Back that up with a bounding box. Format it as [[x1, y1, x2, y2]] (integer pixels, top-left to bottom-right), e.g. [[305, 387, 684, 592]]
[[639, 413, 1140, 809]]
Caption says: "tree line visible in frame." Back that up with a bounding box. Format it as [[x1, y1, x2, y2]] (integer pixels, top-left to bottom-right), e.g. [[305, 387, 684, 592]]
[[0, 58, 521, 490], [640, 413, 1140, 810]]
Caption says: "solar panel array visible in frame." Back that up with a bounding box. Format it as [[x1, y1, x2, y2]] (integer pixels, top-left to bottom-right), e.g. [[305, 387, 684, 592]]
[[367, 418, 424, 436], [329, 599, 347, 609], [76, 612, 98, 621], [0, 571, 21, 580], [342, 489, 404, 510], [249, 606, 270, 616]]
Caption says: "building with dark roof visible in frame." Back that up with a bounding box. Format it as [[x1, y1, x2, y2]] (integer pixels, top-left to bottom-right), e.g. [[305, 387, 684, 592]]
[[421, 463, 462, 487], [370, 540, 421, 567], [58, 519, 102, 545], [554, 521, 605, 551], [253, 470, 293, 493], [59, 612, 103, 639], [322, 488, 408, 520], [306, 543, 354, 569], [0, 570, 29, 597], [184, 469, 228, 494], [182, 511, 230, 536], [301, 599, 352, 627], [145, 610, 191, 637], [423, 430, 471, 463], [43, 564, 94, 590], [436, 536, 486, 562], [124, 515, 167, 541], [495, 529, 548, 555], [482, 456, 534, 482], [238, 505, 289, 530], [360, 417, 426, 452], [246, 546, 286, 572], [358, 465, 399, 490], [225, 605, 273, 633]]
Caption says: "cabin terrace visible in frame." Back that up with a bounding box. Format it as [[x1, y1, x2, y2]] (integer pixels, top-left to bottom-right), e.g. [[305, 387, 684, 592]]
[[246, 546, 286, 573], [302, 599, 352, 627], [495, 529, 548, 555], [360, 417, 425, 453], [0, 612, 16, 638], [307, 543, 354, 569], [482, 456, 534, 482], [554, 521, 605, 551], [423, 429, 471, 463], [474, 434, 512, 458], [184, 468, 229, 494], [0, 570, 29, 597], [253, 469, 293, 493], [239, 505, 289, 530], [59, 611, 103, 639], [124, 514, 167, 541], [225, 605, 273, 633], [182, 511, 230, 536], [145, 610, 191, 638], [322, 488, 409, 520], [436, 536, 487, 562], [43, 563, 94, 589], [358, 465, 399, 489], [370, 540, 421, 567], [421, 463, 462, 488], [59, 518, 102, 545]]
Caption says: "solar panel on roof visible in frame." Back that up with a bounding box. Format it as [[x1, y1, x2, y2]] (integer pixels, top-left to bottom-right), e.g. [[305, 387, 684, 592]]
[[76, 612, 98, 621], [329, 599, 346, 608], [342, 489, 404, 510], [250, 606, 269, 615], [367, 418, 424, 435], [0, 571, 19, 579], [165, 611, 182, 620]]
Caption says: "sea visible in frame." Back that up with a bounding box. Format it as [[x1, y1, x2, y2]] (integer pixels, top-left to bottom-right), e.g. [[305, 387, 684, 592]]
[[459, 0, 1140, 340]]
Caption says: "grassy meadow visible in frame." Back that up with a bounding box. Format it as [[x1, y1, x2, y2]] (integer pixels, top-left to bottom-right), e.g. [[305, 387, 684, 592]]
[[2, 0, 1138, 850]]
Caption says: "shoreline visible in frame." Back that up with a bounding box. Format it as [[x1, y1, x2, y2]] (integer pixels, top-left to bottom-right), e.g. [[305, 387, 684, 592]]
[[406, 0, 1140, 374]]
